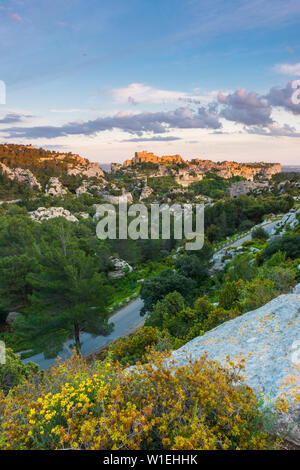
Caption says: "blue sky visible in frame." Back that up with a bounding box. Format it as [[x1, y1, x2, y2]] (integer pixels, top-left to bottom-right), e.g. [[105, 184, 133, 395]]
[[0, 0, 300, 163]]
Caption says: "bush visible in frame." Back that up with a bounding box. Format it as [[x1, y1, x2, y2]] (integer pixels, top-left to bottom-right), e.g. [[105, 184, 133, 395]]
[[251, 227, 269, 241], [174, 254, 209, 282], [0, 353, 277, 450], [262, 234, 300, 261], [103, 326, 180, 365], [0, 347, 39, 395], [140, 269, 196, 315]]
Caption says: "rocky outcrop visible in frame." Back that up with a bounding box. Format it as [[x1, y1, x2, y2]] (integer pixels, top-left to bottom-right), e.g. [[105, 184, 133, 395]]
[[139, 185, 153, 201], [100, 190, 133, 204], [6, 311, 22, 325], [170, 286, 300, 444], [125, 151, 184, 166], [0, 163, 41, 189], [111, 163, 122, 173], [75, 179, 106, 197], [68, 162, 104, 178], [174, 169, 203, 187], [121, 152, 281, 181], [228, 180, 269, 198], [30, 207, 78, 223], [45, 177, 67, 197], [108, 257, 133, 279], [268, 208, 300, 237]]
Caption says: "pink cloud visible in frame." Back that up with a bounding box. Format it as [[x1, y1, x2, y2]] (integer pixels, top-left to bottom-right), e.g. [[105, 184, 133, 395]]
[[11, 13, 22, 22]]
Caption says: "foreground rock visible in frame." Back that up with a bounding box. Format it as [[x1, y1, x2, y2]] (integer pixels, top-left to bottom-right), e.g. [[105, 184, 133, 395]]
[[170, 286, 300, 444]]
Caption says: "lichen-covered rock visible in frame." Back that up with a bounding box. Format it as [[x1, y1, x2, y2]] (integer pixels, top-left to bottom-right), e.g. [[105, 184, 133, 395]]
[[170, 286, 300, 444]]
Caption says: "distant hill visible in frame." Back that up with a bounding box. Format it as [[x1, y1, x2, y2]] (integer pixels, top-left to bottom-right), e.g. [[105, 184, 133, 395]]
[[282, 165, 300, 173]]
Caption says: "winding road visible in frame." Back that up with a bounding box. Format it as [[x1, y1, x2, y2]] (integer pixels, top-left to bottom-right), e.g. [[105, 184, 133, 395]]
[[24, 298, 144, 370]]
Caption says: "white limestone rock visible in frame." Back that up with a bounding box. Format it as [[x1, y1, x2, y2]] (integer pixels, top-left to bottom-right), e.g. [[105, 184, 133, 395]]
[[45, 177, 67, 197], [108, 257, 133, 279], [6, 311, 22, 325], [170, 287, 300, 444], [0, 163, 41, 190], [30, 207, 78, 223], [139, 185, 153, 201]]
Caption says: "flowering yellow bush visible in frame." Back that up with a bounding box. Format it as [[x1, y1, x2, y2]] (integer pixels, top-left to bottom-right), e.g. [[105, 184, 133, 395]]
[[0, 353, 277, 450]]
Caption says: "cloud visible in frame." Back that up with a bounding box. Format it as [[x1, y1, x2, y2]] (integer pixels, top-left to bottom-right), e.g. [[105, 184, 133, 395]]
[[121, 135, 182, 142], [218, 88, 273, 126], [266, 81, 300, 115], [108, 83, 219, 106], [2, 107, 222, 139], [286, 46, 295, 55], [0, 113, 31, 124], [11, 13, 22, 22], [245, 122, 300, 137], [274, 62, 300, 76], [50, 108, 91, 113]]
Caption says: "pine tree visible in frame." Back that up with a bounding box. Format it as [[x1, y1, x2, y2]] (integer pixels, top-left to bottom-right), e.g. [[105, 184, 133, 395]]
[[14, 225, 113, 357]]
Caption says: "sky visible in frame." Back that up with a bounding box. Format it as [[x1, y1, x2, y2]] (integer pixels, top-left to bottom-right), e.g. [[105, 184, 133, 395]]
[[0, 0, 300, 164]]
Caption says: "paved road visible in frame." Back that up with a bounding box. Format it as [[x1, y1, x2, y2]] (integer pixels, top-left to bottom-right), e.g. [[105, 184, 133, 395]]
[[215, 219, 279, 253], [24, 298, 144, 370]]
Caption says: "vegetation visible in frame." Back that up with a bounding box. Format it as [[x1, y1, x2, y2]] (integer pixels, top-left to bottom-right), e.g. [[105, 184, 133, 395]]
[[190, 173, 245, 199], [0, 348, 39, 395], [0, 146, 299, 450], [0, 352, 278, 450]]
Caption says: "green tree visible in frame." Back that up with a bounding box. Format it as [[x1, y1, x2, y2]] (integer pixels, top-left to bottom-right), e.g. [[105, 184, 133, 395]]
[[145, 291, 186, 330], [14, 225, 113, 357], [174, 254, 209, 282], [0, 254, 37, 313], [140, 269, 196, 315], [262, 234, 300, 261], [251, 227, 268, 241]]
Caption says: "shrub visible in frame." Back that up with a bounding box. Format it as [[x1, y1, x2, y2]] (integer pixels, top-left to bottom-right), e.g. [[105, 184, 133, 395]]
[[140, 269, 196, 315], [103, 326, 180, 365], [0, 347, 39, 395], [251, 227, 269, 241], [0, 353, 277, 450], [218, 280, 243, 311], [262, 234, 300, 261]]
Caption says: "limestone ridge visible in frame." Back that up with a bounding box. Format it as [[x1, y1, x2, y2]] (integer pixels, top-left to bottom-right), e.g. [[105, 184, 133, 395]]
[[116, 151, 281, 187], [121, 150, 281, 181], [169, 286, 300, 444]]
